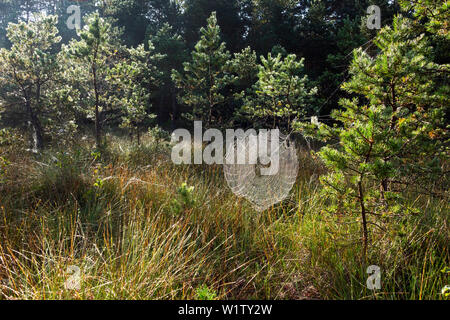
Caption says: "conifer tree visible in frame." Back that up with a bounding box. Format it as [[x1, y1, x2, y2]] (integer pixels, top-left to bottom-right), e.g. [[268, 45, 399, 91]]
[[172, 12, 234, 127], [148, 23, 188, 128], [239, 52, 317, 130], [0, 14, 65, 151], [228, 46, 259, 94], [299, 15, 449, 256], [109, 43, 163, 145], [399, 0, 449, 37], [63, 12, 121, 148]]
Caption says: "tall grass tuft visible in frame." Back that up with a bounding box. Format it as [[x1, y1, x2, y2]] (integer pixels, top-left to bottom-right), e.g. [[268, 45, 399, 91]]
[[0, 134, 448, 300]]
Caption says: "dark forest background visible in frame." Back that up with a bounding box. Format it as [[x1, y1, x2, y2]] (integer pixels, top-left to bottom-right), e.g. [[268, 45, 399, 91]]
[[0, 0, 402, 127]]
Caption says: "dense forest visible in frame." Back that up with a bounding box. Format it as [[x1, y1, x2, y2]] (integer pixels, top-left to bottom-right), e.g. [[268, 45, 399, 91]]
[[0, 0, 448, 300]]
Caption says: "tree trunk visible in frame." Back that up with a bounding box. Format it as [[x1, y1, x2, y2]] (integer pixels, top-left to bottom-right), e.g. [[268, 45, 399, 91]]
[[208, 106, 212, 128], [380, 179, 389, 209], [358, 179, 369, 260], [359, 141, 374, 259], [159, 92, 165, 119], [26, 100, 44, 152], [171, 90, 177, 131], [93, 64, 101, 148], [95, 105, 101, 148]]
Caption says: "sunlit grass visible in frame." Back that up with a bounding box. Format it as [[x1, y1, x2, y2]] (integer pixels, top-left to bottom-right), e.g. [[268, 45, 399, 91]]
[[0, 134, 448, 300]]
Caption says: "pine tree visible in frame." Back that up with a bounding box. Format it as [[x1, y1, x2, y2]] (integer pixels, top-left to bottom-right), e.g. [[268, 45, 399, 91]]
[[109, 43, 163, 145], [300, 15, 449, 257], [63, 12, 121, 148], [318, 17, 368, 116], [172, 12, 234, 127], [148, 23, 188, 128], [239, 52, 317, 130], [0, 14, 64, 151], [399, 0, 449, 37], [226, 46, 259, 127], [228, 46, 259, 93]]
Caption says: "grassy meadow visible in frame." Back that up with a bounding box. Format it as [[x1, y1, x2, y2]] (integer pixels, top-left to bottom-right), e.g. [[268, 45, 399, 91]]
[[0, 132, 448, 300]]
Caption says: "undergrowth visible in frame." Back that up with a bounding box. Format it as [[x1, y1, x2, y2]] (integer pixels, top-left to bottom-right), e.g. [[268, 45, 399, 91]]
[[0, 134, 448, 300]]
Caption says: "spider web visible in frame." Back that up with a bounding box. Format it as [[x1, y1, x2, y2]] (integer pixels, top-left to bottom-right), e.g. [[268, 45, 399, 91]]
[[223, 132, 299, 211]]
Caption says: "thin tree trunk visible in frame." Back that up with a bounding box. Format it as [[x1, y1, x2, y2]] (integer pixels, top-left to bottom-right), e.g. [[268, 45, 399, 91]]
[[159, 92, 164, 118], [26, 100, 44, 152], [380, 179, 389, 208], [382, 82, 397, 206], [171, 90, 177, 131], [359, 141, 374, 259], [93, 64, 101, 148], [358, 179, 369, 260]]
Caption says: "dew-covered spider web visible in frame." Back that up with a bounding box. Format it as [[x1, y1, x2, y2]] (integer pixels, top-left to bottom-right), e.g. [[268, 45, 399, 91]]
[[223, 132, 299, 211]]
